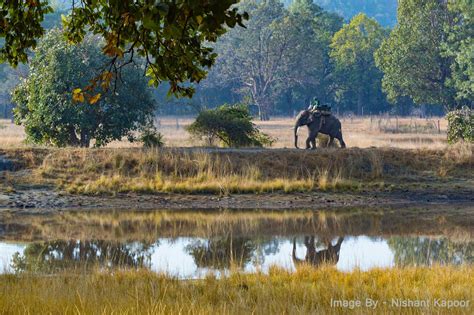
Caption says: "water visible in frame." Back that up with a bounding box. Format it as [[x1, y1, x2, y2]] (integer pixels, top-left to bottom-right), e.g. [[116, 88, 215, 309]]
[[0, 208, 472, 278]]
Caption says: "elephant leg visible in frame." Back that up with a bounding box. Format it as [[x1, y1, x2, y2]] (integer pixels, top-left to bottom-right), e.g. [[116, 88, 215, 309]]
[[337, 132, 346, 148], [307, 130, 318, 150], [328, 137, 334, 147]]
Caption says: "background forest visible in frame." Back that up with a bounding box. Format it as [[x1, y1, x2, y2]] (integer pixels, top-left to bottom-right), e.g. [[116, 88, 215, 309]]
[[0, 0, 471, 120]]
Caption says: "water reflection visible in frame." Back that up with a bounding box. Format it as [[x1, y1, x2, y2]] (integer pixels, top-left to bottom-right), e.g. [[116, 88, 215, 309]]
[[0, 208, 472, 277], [388, 237, 474, 266], [186, 236, 256, 268], [10, 240, 154, 273], [2, 235, 472, 277], [292, 236, 344, 267]]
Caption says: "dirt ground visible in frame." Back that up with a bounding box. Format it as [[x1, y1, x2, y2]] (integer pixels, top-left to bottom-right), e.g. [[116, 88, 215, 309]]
[[1, 184, 472, 214]]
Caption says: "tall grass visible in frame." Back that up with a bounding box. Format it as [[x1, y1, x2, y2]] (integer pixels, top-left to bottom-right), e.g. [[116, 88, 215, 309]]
[[0, 266, 472, 314], [3, 144, 470, 195]]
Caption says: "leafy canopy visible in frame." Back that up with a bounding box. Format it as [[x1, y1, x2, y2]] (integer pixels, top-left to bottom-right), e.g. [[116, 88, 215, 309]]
[[12, 29, 156, 148], [443, 0, 474, 101], [1, 0, 248, 98], [208, 0, 342, 120], [374, 0, 458, 109], [187, 104, 274, 147], [330, 13, 388, 114]]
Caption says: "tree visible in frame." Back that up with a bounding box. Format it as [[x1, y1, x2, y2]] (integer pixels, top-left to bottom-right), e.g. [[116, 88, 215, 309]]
[[443, 0, 474, 102], [374, 0, 461, 111], [282, 0, 399, 27], [0, 0, 248, 98], [186, 104, 274, 147], [210, 0, 342, 120], [330, 13, 389, 115], [12, 29, 156, 147], [209, 0, 288, 120], [0, 3, 67, 119], [284, 0, 343, 111]]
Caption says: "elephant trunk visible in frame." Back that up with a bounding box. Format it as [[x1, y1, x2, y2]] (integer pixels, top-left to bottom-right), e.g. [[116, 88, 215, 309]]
[[294, 125, 300, 149], [292, 237, 302, 264]]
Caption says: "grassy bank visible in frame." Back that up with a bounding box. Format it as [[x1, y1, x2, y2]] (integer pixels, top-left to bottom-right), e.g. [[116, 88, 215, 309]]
[[0, 266, 472, 314], [1, 144, 472, 195]]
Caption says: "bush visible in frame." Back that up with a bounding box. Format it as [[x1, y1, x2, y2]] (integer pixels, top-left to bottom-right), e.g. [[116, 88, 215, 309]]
[[139, 128, 164, 148], [446, 107, 473, 144], [186, 104, 274, 147]]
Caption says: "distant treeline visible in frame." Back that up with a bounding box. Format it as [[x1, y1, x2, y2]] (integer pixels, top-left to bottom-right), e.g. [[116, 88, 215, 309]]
[[1, 0, 472, 120], [157, 0, 456, 119]]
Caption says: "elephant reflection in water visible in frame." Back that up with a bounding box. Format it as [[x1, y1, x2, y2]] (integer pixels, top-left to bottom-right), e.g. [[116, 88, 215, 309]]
[[292, 236, 344, 267]]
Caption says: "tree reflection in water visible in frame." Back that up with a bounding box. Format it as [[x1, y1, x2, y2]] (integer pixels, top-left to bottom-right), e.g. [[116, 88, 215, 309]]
[[292, 236, 344, 267], [186, 236, 256, 269], [388, 237, 474, 267], [11, 240, 154, 273]]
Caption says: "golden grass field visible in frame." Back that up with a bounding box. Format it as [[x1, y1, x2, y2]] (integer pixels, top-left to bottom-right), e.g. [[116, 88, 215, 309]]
[[0, 115, 449, 149], [0, 266, 472, 314], [2, 142, 470, 195], [2, 115, 462, 195]]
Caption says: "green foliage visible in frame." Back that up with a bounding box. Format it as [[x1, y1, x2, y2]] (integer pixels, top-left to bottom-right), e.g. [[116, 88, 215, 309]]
[[209, 0, 342, 119], [1, 0, 248, 98], [12, 29, 156, 148], [443, 0, 474, 102], [0, 0, 53, 65], [139, 128, 165, 148], [374, 0, 458, 110], [187, 104, 274, 147], [283, 1, 398, 27], [0, 4, 67, 118], [446, 107, 473, 144], [330, 13, 389, 114]]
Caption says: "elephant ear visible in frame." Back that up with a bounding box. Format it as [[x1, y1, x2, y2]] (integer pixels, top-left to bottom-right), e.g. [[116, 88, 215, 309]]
[[308, 112, 320, 123]]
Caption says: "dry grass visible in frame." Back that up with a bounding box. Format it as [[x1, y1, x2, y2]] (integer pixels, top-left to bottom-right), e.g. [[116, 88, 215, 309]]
[[2, 142, 471, 195], [0, 266, 472, 314], [0, 116, 449, 149], [0, 119, 25, 147]]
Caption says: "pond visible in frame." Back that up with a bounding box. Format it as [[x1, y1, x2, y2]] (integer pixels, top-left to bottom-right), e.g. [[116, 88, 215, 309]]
[[0, 207, 472, 278]]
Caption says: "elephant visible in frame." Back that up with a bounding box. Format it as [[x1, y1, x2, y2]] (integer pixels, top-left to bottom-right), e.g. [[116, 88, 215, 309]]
[[294, 110, 346, 149], [292, 236, 344, 267]]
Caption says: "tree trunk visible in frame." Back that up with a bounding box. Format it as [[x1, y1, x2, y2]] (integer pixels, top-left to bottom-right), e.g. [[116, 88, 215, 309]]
[[80, 130, 91, 148], [357, 91, 364, 116], [259, 98, 271, 121]]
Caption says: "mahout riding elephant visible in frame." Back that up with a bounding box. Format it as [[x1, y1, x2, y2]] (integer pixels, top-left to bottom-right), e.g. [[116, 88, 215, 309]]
[[292, 236, 344, 267], [294, 110, 346, 149]]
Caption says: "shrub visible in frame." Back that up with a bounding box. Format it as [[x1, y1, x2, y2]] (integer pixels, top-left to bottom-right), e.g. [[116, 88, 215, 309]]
[[187, 104, 274, 147], [139, 128, 164, 148], [446, 107, 473, 144]]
